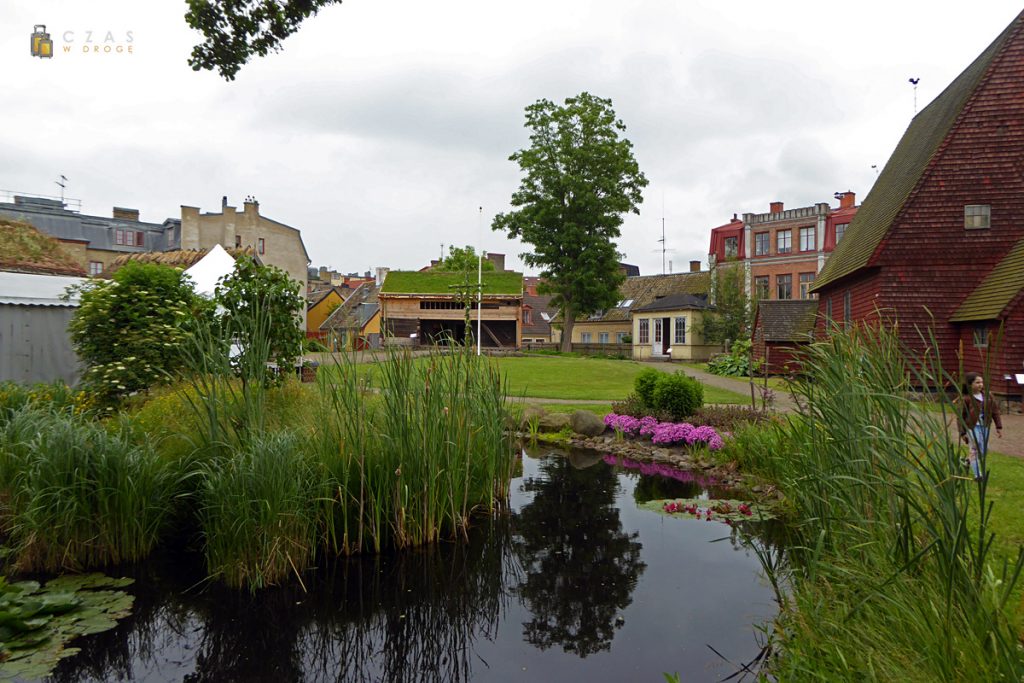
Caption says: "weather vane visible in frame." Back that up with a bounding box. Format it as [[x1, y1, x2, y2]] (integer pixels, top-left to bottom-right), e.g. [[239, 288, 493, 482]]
[[909, 77, 920, 114]]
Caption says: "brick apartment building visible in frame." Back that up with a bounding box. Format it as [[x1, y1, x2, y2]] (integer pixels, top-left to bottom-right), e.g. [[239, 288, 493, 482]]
[[708, 192, 858, 304]]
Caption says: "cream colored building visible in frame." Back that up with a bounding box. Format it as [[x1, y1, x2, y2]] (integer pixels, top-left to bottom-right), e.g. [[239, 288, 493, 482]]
[[629, 294, 718, 361]]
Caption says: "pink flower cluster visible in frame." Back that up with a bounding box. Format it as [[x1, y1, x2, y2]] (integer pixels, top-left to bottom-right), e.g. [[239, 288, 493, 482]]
[[602, 456, 720, 487], [603, 413, 725, 450]]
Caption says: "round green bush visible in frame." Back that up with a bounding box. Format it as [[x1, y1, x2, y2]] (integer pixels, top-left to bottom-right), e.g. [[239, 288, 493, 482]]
[[634, 368, 661, 407], [651, 372, 704, 419]]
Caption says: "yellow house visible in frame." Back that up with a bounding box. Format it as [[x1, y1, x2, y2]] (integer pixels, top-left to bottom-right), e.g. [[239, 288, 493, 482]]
[[630, 293, 718, 361], [306, 287, 344, 337], [320, 282, 382, 350], [554, 271, 711, 350]]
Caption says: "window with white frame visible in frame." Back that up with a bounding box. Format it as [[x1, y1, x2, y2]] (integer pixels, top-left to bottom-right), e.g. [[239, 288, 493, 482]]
[[799, 226, 815, 251], [754, 276, 770, 301], [639, 319, 649, 344], [674, 317, 686, 344], [599, 332, 609, 344], [777, 230, 792, 254], [617, 332, 627, 343], [581, 332, 592, 343], [973, 324, 989, 348], [835, 223, 849, 244], [89, 261, 104, 276], [724, 236, 738, 258], [964, 205, 991, 230], [754, 232, 769, 256]]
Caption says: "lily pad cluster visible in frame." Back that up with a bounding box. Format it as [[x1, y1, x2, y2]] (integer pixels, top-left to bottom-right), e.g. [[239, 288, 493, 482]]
[[0, 573, 134, 680], [641, 498, 777, 524]]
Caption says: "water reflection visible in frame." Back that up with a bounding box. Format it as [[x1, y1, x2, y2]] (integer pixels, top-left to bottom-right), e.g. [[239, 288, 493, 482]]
[[49, 446, 777, 683], [512, 451, 646, 657]]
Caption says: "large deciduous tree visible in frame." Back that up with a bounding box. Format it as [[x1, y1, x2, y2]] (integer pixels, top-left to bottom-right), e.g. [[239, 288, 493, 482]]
[[186, 0, 341, 80], [492, 92, 648, 351]]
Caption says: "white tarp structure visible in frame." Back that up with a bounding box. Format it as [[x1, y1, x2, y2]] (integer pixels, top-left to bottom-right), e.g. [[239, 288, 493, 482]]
[[183, 243, 236, 297], [0, 271, 86, 384]]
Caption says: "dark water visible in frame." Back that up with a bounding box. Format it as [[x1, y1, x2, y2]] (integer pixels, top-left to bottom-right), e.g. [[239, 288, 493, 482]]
[[49, 447, 778, 683]]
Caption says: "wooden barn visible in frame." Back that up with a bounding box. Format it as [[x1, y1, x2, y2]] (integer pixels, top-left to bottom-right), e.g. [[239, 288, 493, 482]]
[[378, 270, 523, 348], [811, 10, 1024, 391]]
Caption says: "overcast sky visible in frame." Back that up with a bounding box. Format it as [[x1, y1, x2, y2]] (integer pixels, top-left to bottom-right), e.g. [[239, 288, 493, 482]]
[[4, 2, 1022, 276]]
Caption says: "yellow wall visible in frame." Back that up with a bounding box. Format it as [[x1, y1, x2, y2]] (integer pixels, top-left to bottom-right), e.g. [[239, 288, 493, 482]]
[[364, 309, 381, 336], [568, 321, 631, 344], [631, 310, 718, 361], [307, 290, 343, 335]]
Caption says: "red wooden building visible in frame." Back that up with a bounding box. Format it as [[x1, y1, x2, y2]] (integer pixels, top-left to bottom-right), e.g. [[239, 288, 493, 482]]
[[811, 10, 1024, 391]]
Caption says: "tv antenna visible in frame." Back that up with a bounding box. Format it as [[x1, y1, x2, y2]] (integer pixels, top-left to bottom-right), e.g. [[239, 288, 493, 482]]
[[909, 77, 920, 114], [653, 195, 675, 274], [55, 174, 67, 203]]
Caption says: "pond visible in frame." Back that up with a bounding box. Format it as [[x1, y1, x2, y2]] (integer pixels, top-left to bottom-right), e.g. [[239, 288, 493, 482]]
[[47, 445, 778, 683]]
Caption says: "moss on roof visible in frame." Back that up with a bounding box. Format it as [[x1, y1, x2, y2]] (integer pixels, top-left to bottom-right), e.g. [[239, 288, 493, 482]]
[[380, 270, 523, 296], [950, 238, 1024, 321], [756, 300, 819, 342], [103, 246, 257, 276], [813, 13, 1022, 291], [0, 218, 86, 276]]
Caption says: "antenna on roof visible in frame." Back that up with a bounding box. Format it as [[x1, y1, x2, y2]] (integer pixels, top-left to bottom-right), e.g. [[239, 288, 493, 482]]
[[908, 77, 920, 114], [55, 174, 67, 204]]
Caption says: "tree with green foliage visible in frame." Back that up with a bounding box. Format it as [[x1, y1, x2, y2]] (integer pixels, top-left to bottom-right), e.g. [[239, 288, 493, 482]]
[[701, 262, 754, 349], [437, 245, 495, 273], [67, 262, 209, 406], [214, 256, 305, 384], [493, 92, 648, 352], [186, 0, 342, 80]]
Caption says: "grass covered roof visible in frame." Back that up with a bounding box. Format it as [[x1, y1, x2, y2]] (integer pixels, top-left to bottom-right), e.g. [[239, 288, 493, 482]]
[[381, 270, 523, 296], [0, 218, 86, 276]]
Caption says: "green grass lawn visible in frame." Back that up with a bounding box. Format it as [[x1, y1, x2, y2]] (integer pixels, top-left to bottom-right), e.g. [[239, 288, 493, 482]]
[[338, 354, 749, 403], [980, 452, 1024, 620]]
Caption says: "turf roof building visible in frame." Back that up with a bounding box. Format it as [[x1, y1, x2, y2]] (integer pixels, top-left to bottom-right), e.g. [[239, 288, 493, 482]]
[[378, 270, 524, 348], [811, 9, 1024, 387]]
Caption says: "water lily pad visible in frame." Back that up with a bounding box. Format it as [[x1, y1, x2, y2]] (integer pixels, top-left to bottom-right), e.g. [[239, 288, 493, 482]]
[[640, 498, 777, 522], [0, 573, 134, 681]]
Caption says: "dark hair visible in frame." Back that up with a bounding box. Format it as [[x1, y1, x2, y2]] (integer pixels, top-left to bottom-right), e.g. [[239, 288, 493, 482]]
[[963, 372, 981, 395]]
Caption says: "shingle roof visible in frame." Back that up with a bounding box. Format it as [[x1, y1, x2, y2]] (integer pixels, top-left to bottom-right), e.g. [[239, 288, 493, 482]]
[[320, 282, 380, 331], [756, 300, 819, 342], [950, 237, 1024, 321], [0, 218, 86, 276], [523, 292, 556, 335], [571, 271, 710, 323], [632, 292, 710, 313], [102, 247, 258, 276], [812, 12, 1023, 291]]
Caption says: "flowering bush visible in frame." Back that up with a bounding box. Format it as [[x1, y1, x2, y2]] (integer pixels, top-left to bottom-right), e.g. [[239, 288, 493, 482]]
[[603, 413, 724, 450]]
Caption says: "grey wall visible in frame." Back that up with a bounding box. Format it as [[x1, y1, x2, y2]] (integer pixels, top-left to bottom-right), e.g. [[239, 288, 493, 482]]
[[0, 305, 81, 385]]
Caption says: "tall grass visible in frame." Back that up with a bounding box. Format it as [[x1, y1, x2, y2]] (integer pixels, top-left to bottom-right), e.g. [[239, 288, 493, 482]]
[[0, 407, 183, 572], [174, 311, 516, 588], [729, 325, 1024, 680], [200, 432, 322, 589], [312, 347, 516, 557]]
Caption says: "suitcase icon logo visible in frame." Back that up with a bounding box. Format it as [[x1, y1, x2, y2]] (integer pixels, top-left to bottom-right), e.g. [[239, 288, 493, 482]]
[[32, 25, 53, 58]]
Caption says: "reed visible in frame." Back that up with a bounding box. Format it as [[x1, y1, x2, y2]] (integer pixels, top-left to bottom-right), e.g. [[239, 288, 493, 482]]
[[199, 431, 323, 589], [735, 325, 1024, 680], [0, 407, 183, 572]]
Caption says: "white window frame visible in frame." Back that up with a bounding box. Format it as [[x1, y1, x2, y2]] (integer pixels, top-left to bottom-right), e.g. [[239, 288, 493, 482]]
[[674, 317, 686, 344], [638, 319, 649, 344], [598, 332, 609, 344], [754, 232, 769, 256], [580, 332, 592, 344], [835, 223, 848, 244], [964, 205, 991, 230], [777, 230, 792, 254], [799, 226, 815, 252]]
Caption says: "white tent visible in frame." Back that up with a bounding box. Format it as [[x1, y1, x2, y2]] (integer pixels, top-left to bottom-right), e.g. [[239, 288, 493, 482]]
[[183, 244, 236, 298]]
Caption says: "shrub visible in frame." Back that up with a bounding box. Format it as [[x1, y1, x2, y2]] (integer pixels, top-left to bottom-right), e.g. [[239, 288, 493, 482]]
[[690, 405, 772, 431], [650, 372, 703, 420], [634, 368, 660, 407], [706, 338, 760, 377], [609, 394, 674, 423], [67, 261, 210, 406]]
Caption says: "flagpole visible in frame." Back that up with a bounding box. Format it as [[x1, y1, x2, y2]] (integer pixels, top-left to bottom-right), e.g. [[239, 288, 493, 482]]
[[477, 206, 483, 356]]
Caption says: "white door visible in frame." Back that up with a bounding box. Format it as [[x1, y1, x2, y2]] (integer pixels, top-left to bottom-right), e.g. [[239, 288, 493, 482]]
[[653, 318, 663, 355]]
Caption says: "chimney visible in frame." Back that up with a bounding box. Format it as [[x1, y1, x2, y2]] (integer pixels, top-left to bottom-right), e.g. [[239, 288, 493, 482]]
[[689, 260, 701, 273], [375, 267, 389, 287], [243, 195, 259, 214], [486, 252, 506, 271], [112, 207, 139, 221], [838, 191, 856, 209], [221, 195, 228, 210], [769, 201, 784, 214]]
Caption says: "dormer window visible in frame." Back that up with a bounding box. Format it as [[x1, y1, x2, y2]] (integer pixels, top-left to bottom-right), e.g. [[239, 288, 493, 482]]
[[965, 205, 990, 230]]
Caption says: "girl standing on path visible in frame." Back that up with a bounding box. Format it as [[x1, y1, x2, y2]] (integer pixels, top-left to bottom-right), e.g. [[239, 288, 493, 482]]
[[959, 372, 1003, 481]]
